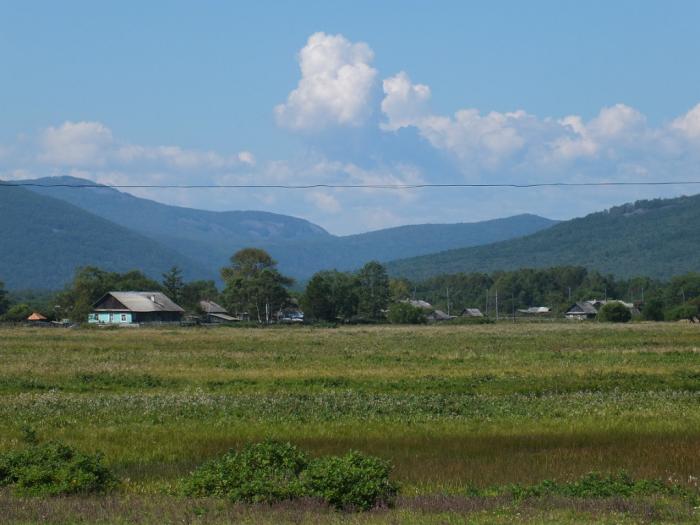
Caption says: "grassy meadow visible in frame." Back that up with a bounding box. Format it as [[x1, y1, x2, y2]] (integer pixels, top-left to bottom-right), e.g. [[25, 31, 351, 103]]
[[1, 322, 700, 523]]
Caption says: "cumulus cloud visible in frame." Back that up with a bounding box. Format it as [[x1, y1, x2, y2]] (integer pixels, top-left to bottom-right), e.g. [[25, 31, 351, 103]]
[[379, 72, 700, 175], [275, 32, 378, 130], [40, 121, 114, 166], [36, 121, 253, 172], [672, 103, 700, 140], [380, 72, 431, 131]]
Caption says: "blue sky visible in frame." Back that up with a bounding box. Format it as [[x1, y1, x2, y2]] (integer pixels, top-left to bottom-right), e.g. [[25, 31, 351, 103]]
[[2, 1, 700, 234]]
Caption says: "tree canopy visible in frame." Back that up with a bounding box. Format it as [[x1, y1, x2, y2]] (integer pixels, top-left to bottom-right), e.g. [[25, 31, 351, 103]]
[[221, 248, 293, 323]]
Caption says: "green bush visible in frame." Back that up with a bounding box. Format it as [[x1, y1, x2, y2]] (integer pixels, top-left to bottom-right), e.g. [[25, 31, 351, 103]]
[[665, 304, 699, 321], [642, 298, 665, 321], [507, 471, 691, 501], [1, 303, 33, 322], [598, 302, 631, 323], [387, 302, 427, 324], [182, 441, 308, 503], [0, 441, 115, 496], [302, 451, 399, 510]]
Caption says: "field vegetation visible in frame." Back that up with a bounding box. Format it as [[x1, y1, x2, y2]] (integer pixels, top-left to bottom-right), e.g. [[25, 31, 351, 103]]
[[1, 322, 700, 523]]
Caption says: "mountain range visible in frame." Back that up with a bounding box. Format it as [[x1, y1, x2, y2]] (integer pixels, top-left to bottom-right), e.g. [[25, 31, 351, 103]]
[[386, 194, 700, 281], [0, 177, 556, 289]]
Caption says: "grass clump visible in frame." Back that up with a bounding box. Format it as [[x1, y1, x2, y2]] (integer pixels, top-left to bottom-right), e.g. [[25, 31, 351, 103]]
[[182, 441, 308, 503], [302, 450, 399, 510], [0, 441, 115, 496], [507, 471, 695, 502], [183, 441, 398, 511]]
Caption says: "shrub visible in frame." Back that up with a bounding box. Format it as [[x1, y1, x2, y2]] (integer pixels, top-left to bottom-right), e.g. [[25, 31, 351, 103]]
[[665, 304, 699, 321], [0, 441, 115, 496], [1, 303, 33, 322], [642, 298, 665, 321], [302, 450, 399, 510], [598, 302, 631, 323], [507, 471, 692, 501], [387, 302, 427, 324], [182, 441, 308, 503]]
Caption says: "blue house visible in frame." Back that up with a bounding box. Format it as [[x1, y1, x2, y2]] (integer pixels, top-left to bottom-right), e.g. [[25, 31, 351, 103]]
[[88, 291, 184, 325]]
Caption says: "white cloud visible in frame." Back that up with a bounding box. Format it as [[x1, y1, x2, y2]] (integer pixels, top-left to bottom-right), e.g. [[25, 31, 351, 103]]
[[40, 121, 113, 166], [672, 103, 700, 140], [380, 72, 431, 131], [36, 121, 254, 173], [306, 191, 341, 213], [379, 73, 700, 175], [275, 32, 378, 130], [237, 151, 256, 166]]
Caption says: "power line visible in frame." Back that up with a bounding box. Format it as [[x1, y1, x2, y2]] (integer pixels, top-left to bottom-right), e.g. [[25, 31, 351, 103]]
[[2, 180, 700, 190]]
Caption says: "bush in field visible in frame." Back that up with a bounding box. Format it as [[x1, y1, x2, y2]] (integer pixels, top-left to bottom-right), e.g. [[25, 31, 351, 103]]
[[0, 441, 115, 496], [665, 304, 699, 321], [387, 302, 426, 324], [507, 471, 692, 501], [598, 302, 631, 323], [302, 451, 399, 510], [182, 441, 308, 503], [642, 298, 665, 321]]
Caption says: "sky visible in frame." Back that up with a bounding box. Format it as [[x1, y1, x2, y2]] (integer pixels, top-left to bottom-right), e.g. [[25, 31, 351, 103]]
[[2, 1, 700, 235]]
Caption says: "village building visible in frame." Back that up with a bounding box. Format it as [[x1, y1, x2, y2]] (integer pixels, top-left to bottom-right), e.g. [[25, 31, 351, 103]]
[[402, 299, 454, 321], [565, 299, 639, 320], [199, 300, 238, 323], [461, 308, 484, 318], [88, 291, 184, 325], [26, 312, 48, 323]]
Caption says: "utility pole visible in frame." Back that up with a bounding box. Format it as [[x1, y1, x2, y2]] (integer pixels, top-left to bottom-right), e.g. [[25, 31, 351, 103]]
[[495, 289, 499, 321], [446, 286, 451, 316], [568, 287, 572, 302], [512, 292, 515, 323]]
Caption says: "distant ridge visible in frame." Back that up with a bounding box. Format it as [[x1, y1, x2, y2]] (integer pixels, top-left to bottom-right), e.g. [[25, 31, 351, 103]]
[[0, 183, 209, 289], [9, 176, 557, 284], [386, 193, 700, 280]]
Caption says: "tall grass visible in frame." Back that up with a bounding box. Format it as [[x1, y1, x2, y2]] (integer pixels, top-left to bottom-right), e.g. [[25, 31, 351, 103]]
[[1, 323, 699, 520]]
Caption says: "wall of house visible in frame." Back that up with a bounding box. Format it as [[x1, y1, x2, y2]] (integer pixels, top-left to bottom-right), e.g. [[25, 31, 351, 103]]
[[88, 312, 133, 324]]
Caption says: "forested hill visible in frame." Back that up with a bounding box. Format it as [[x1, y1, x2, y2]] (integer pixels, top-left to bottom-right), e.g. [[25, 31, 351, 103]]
[[386, 194, 700, 281], [0, 184, 209, 289], [17, 177, 556, 281]]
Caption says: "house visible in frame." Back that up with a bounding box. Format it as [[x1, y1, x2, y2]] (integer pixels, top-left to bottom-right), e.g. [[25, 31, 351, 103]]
[[461, 308, 484, 318], [565, 301, 600, 320], [199, 300, 238, 323], [401, 299, 455, 321], [427, 309, 453, 321], [277, 308, 304, 323], [88, 291, 184, 325], [565, 300, 639, 320]]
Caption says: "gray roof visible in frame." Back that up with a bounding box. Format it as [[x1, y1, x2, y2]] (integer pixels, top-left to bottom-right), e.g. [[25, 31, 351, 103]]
[[462, 308, 484, 317], [566, 301, 598, 315], [199, 300, 228, 314], [95, 292, 184, 313]]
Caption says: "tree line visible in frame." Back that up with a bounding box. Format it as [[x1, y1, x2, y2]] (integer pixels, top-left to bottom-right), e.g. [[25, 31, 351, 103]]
[[1, 247, 699, 323]]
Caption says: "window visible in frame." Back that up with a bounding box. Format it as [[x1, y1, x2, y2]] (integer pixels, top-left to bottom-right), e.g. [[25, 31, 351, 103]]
[[121, 314, 127, 322]]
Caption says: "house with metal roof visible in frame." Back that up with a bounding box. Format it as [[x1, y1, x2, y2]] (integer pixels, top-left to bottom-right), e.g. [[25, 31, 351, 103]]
[[88, 291, 184, 325], [199, 300, 238, 323]]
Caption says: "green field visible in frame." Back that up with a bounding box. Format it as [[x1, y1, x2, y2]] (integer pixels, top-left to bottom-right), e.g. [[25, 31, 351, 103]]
[[2, 323, 700, 523]]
